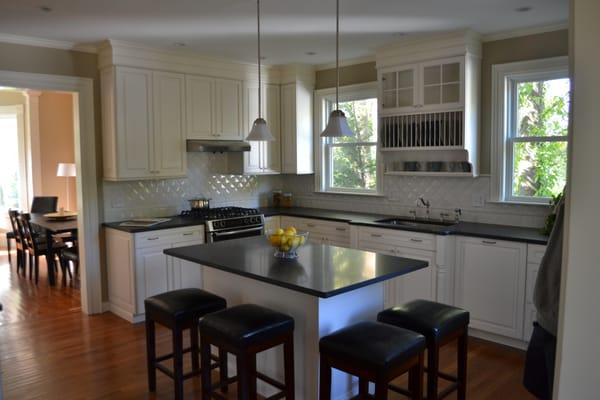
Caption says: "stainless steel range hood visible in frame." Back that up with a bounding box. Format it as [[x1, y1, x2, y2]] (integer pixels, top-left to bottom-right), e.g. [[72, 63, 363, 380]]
[[186, 140, 251, 153]]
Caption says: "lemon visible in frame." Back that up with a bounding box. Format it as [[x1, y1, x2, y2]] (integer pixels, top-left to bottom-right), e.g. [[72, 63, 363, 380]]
[[292, 237, 301, 247], [269, 234, 281, 246], [284, 226, 297, 235], [275, 228, 284, 236], [299, 236, 306, 245]]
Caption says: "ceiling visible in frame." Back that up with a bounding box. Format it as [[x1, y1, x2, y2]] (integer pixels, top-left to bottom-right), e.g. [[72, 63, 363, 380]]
[[0, 0, 568, 65]]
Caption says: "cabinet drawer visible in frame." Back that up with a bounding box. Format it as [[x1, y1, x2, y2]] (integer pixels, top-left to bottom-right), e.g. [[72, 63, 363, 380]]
[[527, 244, 547, 265], [280, 216, 350, 240], [135, 225, 204, 249], [358, 226, 435, 251]]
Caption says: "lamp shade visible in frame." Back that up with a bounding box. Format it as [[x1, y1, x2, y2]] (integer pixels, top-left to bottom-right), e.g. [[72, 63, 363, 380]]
[[246, 117, 275, 141], [320, 109, 354, 137], [56, 162, 76, 177]]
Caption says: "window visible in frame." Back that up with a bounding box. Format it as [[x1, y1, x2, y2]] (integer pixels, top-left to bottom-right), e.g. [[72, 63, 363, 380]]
[[315, 83, 381, 194], [491, 57, 569, 204]]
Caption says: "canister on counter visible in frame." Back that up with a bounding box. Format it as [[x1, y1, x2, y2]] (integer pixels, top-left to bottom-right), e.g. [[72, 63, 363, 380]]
[[272, 190, 283, 207], [282, 193, 293, 208]]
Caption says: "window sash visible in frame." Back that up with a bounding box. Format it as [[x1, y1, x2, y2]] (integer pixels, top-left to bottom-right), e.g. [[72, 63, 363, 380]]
[[325, 142, 378, 191]]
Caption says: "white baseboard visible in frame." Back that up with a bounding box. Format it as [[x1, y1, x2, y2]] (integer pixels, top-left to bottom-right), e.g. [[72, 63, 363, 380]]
[[469, 328, 528, 350]]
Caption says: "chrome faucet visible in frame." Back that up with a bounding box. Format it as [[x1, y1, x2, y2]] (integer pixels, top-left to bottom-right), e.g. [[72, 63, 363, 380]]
[[408, 209, 417, 220], [454, 208, 462, 223], [418, 197, 431, 220]]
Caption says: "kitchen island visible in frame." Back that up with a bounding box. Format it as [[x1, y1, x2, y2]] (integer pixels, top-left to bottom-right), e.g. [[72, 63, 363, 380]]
[[165, 236, 427, 399]]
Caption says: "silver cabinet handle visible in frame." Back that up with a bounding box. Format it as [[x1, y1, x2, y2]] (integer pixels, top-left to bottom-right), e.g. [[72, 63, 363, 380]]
[[147, 237, 159, 241], [371, 233, 382, 238], [335, 227, 347, 231], [182, 232, 194, 236], [410, 238, 423, 243], [307, 223, 316, 228], [482, 240, 497, 245]]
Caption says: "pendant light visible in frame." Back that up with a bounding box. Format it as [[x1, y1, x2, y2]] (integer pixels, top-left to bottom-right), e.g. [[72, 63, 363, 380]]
[[246, 0, 275, 141], [320, 0, 354, 137]]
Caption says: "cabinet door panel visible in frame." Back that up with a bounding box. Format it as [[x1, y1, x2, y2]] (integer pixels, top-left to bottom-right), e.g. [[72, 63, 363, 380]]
[[262, 84, 281, 173], [215, 79, 243, 140], [243, 84, 263, 173], [153, 72, 186, 177], [186, 75, 214, 139], [170, 238, 204, 290], [116, 67, 153, 178], [455, 237, 526, 339], [393, 248, 436, 304], [135, 245, 171, 314]]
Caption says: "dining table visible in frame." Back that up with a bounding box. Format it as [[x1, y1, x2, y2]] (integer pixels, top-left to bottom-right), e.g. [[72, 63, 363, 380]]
[[30, 213, 78, 286]]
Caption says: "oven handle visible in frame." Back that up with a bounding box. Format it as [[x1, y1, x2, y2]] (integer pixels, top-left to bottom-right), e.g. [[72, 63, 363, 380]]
[[211, 226, 264, 237]]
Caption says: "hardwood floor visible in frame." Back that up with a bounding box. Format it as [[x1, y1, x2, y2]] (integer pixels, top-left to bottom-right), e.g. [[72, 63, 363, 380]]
[[0, 251, 534, 400]]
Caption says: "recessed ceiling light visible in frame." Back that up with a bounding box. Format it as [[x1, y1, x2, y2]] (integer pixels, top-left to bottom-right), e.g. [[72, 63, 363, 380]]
[[39, 5, 52, 12], [515, 6, 532, 12], [305, 51, 316, 56], [173, 42, 186, 47]]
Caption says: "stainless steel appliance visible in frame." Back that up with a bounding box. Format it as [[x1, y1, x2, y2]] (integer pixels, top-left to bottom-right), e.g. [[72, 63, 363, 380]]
[[180, 206, 264, 243]]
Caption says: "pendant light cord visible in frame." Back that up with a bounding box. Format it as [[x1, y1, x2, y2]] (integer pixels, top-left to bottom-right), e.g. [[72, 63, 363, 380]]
[[335, 0, 339, 110], [257, 0, 262, 119]]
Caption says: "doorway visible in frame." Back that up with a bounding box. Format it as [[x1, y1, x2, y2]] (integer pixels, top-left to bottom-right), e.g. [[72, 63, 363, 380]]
[[0, 70, 101, 315]]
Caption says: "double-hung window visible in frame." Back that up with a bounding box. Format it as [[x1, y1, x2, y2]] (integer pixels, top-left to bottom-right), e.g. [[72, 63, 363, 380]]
[[492, 57, 570, 204], [315, 83, 380, 195]]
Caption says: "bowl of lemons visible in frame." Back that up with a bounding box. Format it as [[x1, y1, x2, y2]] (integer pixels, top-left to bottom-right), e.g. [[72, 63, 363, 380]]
[[267, 226, 309, 259]]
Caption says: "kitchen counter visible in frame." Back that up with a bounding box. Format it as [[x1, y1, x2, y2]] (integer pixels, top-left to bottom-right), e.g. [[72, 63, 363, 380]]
[[103, 216, 205, 233], [260, 207, 549, 245], [164, 236, 427, 298]]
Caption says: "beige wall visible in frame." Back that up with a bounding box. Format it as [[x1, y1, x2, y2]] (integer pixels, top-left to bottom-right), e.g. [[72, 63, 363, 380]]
[[38, 91, 77, 211], [314, 30, 569, 174]]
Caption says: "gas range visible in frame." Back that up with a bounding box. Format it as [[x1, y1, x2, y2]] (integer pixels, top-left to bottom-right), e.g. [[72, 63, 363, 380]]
[[180, 207, 265, 243]]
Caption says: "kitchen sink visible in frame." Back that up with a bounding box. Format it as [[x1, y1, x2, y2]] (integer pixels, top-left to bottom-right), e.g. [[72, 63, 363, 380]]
[[374, 218, 457, 230]]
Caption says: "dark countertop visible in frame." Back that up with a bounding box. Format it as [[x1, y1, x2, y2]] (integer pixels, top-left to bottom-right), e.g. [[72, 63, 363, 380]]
[[103, 206, 548, 245], [164, 236, 428, 298], [260, 207, 549, 245], [103, 216, 205, 233]]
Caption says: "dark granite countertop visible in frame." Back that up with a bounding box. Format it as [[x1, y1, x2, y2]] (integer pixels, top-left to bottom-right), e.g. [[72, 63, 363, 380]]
[[103, 216, 205, 233], [260, 207, 549, 245], [164, 236, 428, 298]]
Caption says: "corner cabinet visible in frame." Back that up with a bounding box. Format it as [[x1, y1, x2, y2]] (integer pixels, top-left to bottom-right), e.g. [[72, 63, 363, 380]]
[[105, 225, 205, 323], [243, 82, 281, 174], [186, 75, 243, 141], [281, 75, 314, 174], [101, 66, 187, 181], [454, 236, 527, 339]]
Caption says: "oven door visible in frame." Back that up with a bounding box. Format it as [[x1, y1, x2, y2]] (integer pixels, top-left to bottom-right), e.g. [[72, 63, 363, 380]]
[[208, 226, 264, 243]]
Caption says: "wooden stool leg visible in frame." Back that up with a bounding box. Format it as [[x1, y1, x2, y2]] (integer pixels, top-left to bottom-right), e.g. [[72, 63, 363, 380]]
[[427, 344, 440, 400], [359, 378, 369, 397], [201, 339, 212, 400], [172, 325, 184, 400], [319, 356, 332, 400], [219, 347, 229, 393], [145, 319, 157, 392], [409, 353, 424, 400], [190, 322, 200, 372], [457, 331, 468, 400], [6, 235, 11, 264], [283, 333, 295, 400], [34, 255, 40, 284], [374, 377, 388, 400], [236, 352, 257, 400]]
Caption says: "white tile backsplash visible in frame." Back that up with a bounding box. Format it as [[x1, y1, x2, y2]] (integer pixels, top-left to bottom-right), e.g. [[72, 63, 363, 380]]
[[103, 152, 549, 228]]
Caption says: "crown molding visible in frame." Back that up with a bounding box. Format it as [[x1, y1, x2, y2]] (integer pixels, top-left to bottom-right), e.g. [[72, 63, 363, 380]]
[[482, 22, 568, 43], [0, 32, 98, 54]]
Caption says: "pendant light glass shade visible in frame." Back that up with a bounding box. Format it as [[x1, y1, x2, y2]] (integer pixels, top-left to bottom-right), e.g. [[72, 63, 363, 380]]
[[247, 117, 274, 141], [320, 0, 355, 138], [245, 0, 274, 142], [321, 110, 353, 137]]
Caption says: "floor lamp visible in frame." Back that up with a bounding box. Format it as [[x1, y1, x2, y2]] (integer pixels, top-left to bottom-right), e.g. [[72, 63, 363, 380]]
[[56, 163, 76, 211]]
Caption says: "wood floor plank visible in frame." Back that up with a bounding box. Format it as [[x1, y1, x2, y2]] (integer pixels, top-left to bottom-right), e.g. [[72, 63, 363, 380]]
[[0, 251, 534, 399]]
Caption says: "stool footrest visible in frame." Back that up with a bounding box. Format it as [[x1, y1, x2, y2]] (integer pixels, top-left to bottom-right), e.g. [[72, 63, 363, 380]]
[[264, 392, 286, 400], [155, 346, 193, 362], [388, 382, 413, 397], [256, 371, 286, 390], [437, 382, 459, 400]]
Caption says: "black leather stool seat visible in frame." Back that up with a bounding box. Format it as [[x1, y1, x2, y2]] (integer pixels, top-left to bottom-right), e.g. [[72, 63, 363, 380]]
[[378, 299, 469, 342], [320, 321, 426, 372], [145, 288, 227, 326], [200, 304, 294, 349]]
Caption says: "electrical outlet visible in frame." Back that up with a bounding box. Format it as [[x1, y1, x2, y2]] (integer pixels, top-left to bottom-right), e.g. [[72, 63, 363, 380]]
[[471, 193, 485, 208]]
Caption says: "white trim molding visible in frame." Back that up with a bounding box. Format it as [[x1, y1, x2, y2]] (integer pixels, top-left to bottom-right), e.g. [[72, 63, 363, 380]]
[[490, 56, 569, 204], [0, 70, 102, 315], [0, 32, 97, 53], [482, 22, 568, 43]]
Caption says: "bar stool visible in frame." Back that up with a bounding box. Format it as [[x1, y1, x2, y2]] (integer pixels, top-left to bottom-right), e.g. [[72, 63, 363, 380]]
[[199, 304, 295, 400], [378, 300, 470, 400], [319, 321, 426, 400], [144, 288, 227, 400]]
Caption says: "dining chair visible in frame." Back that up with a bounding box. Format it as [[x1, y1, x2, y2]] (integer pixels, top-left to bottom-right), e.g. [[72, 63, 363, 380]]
[[30, 196, 58, 214], [18, 213, 65, 284], [8, 210, 25, 273]]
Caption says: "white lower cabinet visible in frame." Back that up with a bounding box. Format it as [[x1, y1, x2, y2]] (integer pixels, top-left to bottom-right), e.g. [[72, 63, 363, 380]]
[[280, 216, 350, 247], [523, 244, 547, 341], [264, 216, 281, 232], [106, 225, 205, 322], [454, 236, 527, 340]]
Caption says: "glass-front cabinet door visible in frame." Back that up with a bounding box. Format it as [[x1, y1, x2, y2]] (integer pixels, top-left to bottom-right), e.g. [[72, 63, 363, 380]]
[[420, 58, 463, 109], [380, 65, 417, 112]]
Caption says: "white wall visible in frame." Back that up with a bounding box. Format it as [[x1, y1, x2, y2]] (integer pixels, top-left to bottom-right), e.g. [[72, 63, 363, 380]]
[[554, 0, 600, 398]]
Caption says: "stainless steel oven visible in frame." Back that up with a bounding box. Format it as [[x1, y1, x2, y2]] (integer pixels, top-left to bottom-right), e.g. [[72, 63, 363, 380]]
[[205, 214, 265, 243]]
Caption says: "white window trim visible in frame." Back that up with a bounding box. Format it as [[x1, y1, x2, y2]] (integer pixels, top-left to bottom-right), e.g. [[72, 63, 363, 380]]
[[490, 56, 569, 204], [313, 82, 383, 195], [0, 105, 28, 212]]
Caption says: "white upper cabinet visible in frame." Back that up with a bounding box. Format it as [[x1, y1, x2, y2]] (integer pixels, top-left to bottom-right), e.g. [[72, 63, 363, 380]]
[[101, 66, 187, 181], [380, 65, 418, 112], [185, 76, 243, 141], [243, 82, 281, 174], [281, 80, 313, 174]]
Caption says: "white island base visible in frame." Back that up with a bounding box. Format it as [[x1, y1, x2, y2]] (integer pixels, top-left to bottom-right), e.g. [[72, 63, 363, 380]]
[[202, 267, 385, 400]]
